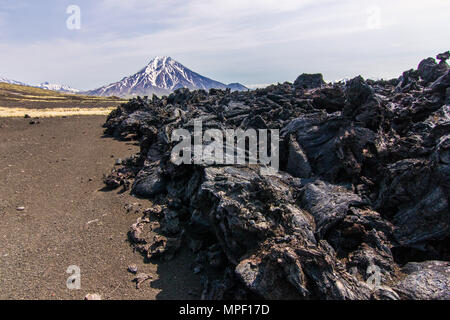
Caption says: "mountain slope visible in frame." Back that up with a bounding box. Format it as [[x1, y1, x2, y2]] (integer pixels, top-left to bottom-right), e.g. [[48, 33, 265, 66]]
[[226, 83, 249, 91], [1, 77, 80, 94], [0, 77, 28, 86], [86, 56, 247, 97]]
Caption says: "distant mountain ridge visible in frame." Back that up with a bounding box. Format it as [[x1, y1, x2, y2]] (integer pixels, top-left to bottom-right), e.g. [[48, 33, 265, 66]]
[[1, 57, 247, 97], [38, 82, 80, 93], [0, 77, 80, 93], [85, 56, 248, 97], [0, 77, 28, 86]]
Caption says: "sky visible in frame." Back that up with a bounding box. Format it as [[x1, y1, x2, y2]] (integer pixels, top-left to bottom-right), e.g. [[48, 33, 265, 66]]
[[0, 0, 449, 90]]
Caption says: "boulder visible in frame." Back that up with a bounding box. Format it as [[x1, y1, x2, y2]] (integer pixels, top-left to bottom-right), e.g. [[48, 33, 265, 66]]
[[285, 135, 312, 178], [393, 261, 450, 300], [294, 73, 325, 89], [418, 57, 448, 83]]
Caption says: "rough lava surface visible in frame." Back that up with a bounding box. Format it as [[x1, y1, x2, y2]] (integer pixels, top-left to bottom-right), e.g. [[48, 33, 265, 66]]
[[103, 52, 450, 300]]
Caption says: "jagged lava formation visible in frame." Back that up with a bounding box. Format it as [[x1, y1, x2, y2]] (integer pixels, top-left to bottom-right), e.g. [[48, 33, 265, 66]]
[[103, 52, 450, 300]]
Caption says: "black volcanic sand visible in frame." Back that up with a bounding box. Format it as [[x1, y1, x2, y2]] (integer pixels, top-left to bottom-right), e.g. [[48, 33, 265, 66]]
[[0, 116, 201, 300]]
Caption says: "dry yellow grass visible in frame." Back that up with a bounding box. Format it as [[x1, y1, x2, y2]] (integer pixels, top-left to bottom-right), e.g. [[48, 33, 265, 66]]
[[0, 82, 124, 102], [0, 82, 126, 117], [0, 83, 127, 111], [0, 106, 115, 118]]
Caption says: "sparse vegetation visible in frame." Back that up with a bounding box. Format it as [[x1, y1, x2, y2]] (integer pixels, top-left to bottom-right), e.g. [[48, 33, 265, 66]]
[[0, 106, 116, 118], [0, 82, 127, 111]]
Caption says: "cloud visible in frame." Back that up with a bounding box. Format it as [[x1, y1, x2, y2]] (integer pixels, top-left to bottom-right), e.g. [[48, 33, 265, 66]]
[[0, 0, 449, 89]]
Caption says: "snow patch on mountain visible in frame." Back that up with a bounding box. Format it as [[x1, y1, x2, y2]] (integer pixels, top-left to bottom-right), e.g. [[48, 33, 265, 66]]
[[38, 82, 80, 93], [1, 77, 80, 93], [0, 77, 28, 86]]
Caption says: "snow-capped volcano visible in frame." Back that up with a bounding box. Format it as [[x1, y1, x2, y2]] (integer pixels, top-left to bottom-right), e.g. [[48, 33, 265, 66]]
[[86, 56, 247, 97], [38, 82, 80, 93]]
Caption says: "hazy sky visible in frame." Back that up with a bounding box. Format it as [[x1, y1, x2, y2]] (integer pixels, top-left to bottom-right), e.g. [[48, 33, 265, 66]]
[[0, 0, 449, 90]]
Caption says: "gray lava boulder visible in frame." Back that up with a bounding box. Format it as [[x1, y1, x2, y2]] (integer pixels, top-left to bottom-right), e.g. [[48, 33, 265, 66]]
[[437, 51, 450, 64], [418, 57, 447, 83], [300, 180, 362, 237], [294, 73, 325, 89], [430, 69, 450, 93], [393, 261, 450, 300], [285, 135, 312, 178], [132, 168, 166, 197]]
